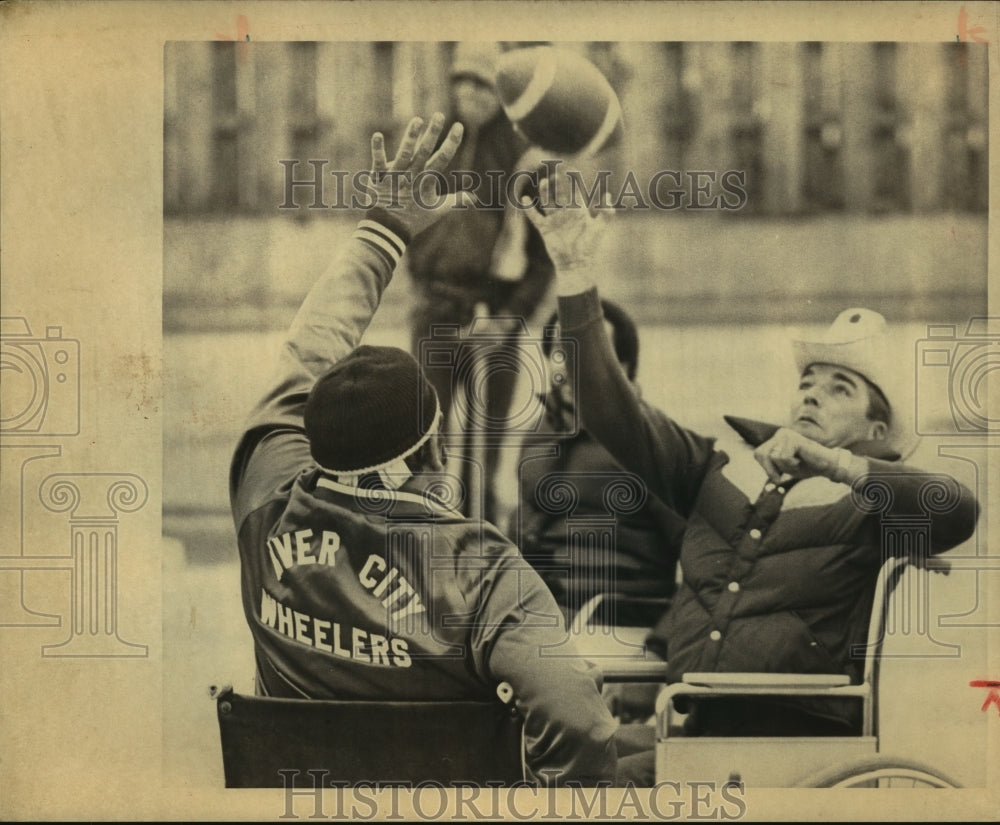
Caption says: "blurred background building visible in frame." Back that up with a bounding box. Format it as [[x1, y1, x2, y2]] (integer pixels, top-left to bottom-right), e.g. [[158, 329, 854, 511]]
[[164, 40, 987, 332]]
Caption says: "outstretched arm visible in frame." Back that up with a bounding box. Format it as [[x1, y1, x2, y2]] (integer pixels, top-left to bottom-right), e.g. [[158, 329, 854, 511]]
[[522, 177, 714, 513], [230, 114, 468, 515], [278, 114, 467, 387]]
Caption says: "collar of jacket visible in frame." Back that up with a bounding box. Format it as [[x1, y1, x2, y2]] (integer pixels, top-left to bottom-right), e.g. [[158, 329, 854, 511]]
[[314, 473, 465, 519], [723, 415, 901, 461]]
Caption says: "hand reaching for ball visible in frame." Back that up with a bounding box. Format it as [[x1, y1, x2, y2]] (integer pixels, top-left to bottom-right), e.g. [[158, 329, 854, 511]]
[[368, 113, 472, 239], [522, 173, 613, 274]]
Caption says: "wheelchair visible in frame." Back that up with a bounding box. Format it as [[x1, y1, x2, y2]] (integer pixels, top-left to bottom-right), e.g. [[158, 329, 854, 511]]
[[581, 555, 962, 788], [213, 557, 960, 789], [212, 681, 523, 787]]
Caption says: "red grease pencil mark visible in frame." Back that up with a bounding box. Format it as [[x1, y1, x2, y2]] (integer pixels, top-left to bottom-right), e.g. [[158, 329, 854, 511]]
[[216, 14, 251, 65], [956, 7, 989, 44], [969, 681, 1000, 715]]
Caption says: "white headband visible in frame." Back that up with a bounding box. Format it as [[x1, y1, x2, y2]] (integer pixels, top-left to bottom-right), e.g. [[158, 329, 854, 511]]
[[319, 404, 443, 491]]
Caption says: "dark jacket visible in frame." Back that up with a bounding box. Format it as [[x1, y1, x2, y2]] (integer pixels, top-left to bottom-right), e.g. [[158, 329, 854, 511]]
[[230, 229, 618, 784], [557, 287, 979, 730], [406, 114, 554, 325], [517, 385, 684, 626]]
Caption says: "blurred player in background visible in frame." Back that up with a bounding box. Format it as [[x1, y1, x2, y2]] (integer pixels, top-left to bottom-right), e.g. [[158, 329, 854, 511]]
[[515, 300, 683, 629], [406, 42, 555, 526]]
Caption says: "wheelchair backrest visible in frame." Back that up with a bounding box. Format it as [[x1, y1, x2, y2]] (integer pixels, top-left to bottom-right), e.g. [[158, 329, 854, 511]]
[[215, 686, 524, 788]]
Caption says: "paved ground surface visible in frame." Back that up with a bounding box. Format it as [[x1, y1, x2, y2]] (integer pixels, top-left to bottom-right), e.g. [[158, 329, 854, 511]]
[[162, 324, 993, 790], [164, 213, 988, 332]]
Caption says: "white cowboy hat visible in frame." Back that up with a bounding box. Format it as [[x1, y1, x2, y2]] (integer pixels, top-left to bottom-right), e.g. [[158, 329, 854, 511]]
[[791, 308, 918, 460]]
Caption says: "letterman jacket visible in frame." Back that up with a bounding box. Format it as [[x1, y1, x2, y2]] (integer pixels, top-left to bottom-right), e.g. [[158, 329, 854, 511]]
[[229, 219, 617, 784]]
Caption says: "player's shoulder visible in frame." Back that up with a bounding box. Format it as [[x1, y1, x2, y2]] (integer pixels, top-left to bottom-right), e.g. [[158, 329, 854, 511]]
[[426, 518, 528, 579], [435, 517, 516, 554], [232, 429, 311, 526]]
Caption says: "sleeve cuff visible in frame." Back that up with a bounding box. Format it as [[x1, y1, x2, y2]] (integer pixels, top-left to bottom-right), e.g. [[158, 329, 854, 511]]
[[557, 286, 603, 331], [354, 215, 408, 269], [555, 265, 597, 297]]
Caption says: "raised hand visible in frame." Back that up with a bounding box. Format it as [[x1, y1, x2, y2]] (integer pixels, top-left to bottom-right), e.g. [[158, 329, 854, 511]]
[[521, 173, 613, 272], [367, 113, 470, 239]]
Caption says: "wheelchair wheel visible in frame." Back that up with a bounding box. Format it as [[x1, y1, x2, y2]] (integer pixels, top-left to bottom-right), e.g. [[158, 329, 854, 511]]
[[796, 754, 962, 788]]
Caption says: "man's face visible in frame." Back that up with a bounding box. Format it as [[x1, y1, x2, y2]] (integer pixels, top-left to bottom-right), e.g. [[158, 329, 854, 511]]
[[788, 363, 885, 448]]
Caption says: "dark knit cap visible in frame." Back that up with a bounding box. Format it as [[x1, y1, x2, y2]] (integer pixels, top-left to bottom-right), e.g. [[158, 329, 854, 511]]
[[304, 345, 440, 473]]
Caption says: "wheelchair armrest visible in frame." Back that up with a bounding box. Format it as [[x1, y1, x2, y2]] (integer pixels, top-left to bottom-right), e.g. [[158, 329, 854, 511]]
[[572, 592, 671, 632], [657, 674, 871, 740], [681, 672, 851, 689], [658, 673, 867, 712], [601, 660, 669, 683]]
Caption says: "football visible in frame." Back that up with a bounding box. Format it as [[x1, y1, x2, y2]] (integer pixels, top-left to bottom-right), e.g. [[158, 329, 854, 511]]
[[495, 46, 624, 158]]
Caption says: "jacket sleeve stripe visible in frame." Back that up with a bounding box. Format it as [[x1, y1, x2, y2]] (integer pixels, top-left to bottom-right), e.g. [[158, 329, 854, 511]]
[[354, 220, 406, 268]]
